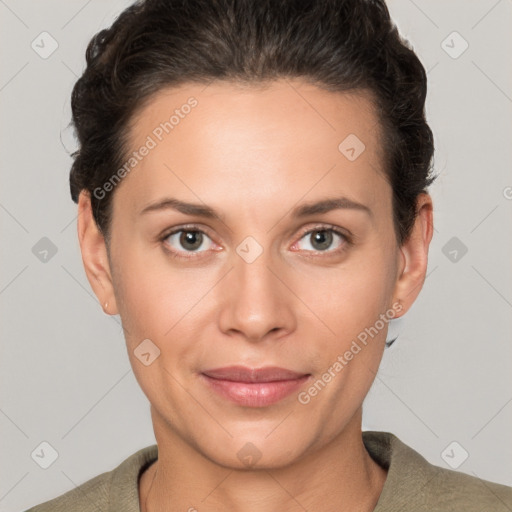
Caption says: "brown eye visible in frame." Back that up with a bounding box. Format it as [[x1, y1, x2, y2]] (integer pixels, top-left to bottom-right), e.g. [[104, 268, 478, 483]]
[[310, 230, 333, 251], [163, 229, 214, 254], [295, 228, 347, 253], [179, 231, 203, 251]]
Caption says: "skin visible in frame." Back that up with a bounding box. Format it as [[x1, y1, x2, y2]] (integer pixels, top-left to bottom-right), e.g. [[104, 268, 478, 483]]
[[77, 79, 433, 512]]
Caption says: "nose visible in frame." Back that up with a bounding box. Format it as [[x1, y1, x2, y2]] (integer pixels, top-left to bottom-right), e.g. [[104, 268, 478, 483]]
[[217, 248, 297, 343]]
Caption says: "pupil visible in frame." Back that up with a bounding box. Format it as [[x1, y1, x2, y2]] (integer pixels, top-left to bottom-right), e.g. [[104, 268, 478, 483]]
[[180, 231, 202, 251], [312, 230, 332, 251]]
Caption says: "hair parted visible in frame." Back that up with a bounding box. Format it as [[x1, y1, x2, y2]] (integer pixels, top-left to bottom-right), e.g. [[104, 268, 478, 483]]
[[69, 0, 435, 245]]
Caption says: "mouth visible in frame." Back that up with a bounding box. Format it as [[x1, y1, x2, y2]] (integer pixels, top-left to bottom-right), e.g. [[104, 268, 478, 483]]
[[200, 366, 311, 407]]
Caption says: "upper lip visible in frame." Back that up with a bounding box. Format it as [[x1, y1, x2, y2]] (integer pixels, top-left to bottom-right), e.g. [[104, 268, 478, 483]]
[[202, 366, 309, 383]]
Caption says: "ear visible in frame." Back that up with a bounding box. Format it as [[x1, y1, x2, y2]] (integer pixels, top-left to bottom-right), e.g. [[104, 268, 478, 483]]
[[77, 190, 118, 315], [392, 193, 434, 317]]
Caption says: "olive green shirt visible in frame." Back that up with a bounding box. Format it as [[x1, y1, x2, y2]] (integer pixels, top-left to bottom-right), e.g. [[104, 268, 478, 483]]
[[25, 431, 512, 511]]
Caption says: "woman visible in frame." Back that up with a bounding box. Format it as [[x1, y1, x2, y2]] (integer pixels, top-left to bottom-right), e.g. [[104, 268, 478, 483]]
[[26, 0, 512, 510]]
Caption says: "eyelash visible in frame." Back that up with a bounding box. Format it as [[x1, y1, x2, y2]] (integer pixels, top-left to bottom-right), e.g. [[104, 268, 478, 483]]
[[159, 224, 352, 260]]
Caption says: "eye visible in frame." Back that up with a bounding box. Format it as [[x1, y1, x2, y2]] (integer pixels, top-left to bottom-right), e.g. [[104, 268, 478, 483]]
[[293, 226, 349, 254], [162, 228, 216, 258]]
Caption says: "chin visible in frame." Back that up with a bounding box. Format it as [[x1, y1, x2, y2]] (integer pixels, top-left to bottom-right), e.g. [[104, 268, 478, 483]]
[[193, 428, 311, 471]]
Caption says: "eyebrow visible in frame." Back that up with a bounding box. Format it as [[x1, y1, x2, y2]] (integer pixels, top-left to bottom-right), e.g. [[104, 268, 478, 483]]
[[139, 196, 372, 219]]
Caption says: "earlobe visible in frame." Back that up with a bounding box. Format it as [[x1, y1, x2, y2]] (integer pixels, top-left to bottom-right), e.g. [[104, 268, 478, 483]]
[[77, 190, 119, 315], [392, 193, 434, 318]]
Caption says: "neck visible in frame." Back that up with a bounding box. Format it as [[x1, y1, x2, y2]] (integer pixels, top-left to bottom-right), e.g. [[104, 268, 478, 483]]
[[140, 407, 386, 512]]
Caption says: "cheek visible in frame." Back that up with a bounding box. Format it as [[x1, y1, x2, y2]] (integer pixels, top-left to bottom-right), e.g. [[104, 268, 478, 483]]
[[291, 247, 397, 400], [111, 250, 205, 394], [112, 245, 216, 346], [111, 243, 168, 339], [297, 250, 395, 331]]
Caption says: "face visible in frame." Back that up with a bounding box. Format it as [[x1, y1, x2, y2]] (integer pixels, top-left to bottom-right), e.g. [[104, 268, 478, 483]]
[[79, 79, 432, 469]]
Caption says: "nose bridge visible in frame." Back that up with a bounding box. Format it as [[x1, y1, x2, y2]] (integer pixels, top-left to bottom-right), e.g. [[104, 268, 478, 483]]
[[217, 242, 295, 341], [235, 246, 275, 295]]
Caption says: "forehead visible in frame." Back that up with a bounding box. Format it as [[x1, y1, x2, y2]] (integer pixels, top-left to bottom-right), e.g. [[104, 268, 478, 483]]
[[128, 79, 382, 154], [116, 79, 389, 221]]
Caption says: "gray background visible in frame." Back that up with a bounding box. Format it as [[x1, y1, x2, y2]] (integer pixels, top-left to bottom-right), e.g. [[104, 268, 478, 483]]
[[1, 0, 511, 510]]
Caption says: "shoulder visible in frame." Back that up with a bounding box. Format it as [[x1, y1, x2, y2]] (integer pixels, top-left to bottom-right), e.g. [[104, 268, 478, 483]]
[[24, 471, 111, 512], [363, 431, 512, 511], [24, 445, 158, 512]]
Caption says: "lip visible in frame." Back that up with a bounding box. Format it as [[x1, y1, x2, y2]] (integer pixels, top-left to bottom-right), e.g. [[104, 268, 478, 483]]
[[200, 366, 311, 407]]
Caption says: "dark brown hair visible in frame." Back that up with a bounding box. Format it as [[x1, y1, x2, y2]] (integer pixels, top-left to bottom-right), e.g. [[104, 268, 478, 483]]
[[69, 0, 435, 245]]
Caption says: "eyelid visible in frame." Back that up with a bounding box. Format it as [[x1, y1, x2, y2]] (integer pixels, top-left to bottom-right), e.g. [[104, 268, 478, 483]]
[[295, 222, 352, 242], [159, 224, 220, 259], [159, 222, 353, 259], [291, 223, 352, 254], [160, 223, 216, 241]]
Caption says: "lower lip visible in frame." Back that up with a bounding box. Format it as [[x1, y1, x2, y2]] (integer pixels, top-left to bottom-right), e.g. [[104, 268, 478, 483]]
[[201, 374, 311, 407]]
